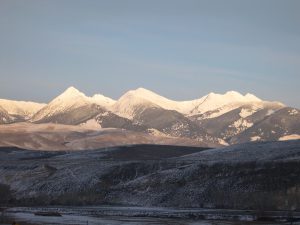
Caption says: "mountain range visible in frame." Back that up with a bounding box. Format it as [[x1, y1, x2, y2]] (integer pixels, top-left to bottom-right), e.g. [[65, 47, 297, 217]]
[[0, 86, 299, 148]]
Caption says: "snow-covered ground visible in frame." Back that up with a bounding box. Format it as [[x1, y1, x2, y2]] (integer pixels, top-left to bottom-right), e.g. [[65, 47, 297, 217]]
[[1, 140, 300, 211], [279, 134, 300, 141]]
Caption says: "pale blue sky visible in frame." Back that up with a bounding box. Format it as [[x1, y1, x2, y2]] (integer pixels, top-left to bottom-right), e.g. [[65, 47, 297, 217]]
[[0, 0, 299, 107]]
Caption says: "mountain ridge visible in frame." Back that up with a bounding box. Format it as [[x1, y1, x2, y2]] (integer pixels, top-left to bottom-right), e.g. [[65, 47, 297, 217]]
[[0, 86, 286, 115], [0, 86, 298, 147]]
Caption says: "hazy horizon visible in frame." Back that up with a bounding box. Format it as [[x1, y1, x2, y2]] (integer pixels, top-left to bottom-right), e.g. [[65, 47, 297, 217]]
[[0, 0, 299, 108]]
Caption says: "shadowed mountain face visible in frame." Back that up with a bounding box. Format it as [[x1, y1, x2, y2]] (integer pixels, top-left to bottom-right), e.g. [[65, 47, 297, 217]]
[[132, 107, 212, 140], [0, 87, 299, 147], [95, 111, 148, 132], [33, 104, 105, 125], [1, 140, 300, 211], [189, 103, 287, 145], [231, 107, 300, 144], [0, 106, 13, 124]]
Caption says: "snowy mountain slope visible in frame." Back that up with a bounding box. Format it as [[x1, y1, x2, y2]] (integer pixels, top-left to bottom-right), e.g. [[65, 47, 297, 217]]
[[230, 107, 300, 144], [31, 87, 114, 124], [189, 91, 269, 116], [34, 104, 106, 125], [113, 88, 200, 114], [29, 87, 214, 144], [189, 101, 285, 142], [130, 106, 223, 146], [0, 99, 45, 119], [91, 94, 116, 108], [190, 100, 284, 120], [112, 88, 268, 117], [111, 88, 163, 119], [133, 107, 201, 136]]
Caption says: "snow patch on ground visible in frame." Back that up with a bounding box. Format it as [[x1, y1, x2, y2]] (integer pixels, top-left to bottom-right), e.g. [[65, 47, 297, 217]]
[[218, 138, 229, 146], [279, 134, 300, 141], [91, 94, 116, 108], [230, 119, 253, 130], [200, 105, 237, 119], [289, 109, 299, 115], [266, 109, 275, 116], [239, 108, 257, 118], [147, 128, 170, 137], [100, 111, 109, 116], [251, 136, 261, 141]]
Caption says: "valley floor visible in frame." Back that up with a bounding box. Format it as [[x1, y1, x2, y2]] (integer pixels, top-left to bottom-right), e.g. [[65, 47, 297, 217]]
[[2, 206, 299, 225]]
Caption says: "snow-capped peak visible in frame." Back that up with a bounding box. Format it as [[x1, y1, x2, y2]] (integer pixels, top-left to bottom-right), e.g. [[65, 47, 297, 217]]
[[112, 88, 270, 118], [113, 87, 200, 118], [48, 87, 115, 107], [31, 87, 113, 121], [127, 87, 171, 102], [112, 88, 161, 119], [57, 86, 85, 99], [190, 91, 263, 115], [225, 91, 244, 98]]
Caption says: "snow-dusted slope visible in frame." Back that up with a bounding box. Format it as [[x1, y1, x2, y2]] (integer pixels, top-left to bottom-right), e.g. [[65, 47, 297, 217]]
[[31, 87, 115, 123], [192, 101, 284, 120], [32, 87, 92, 121], [190, 102, 285, 144], [91, 94, 116, 108], [189, 91, 264, 115], [0, 99, 45, 119], [112, 88, 200, 115], [230, 107, 300, 144]]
